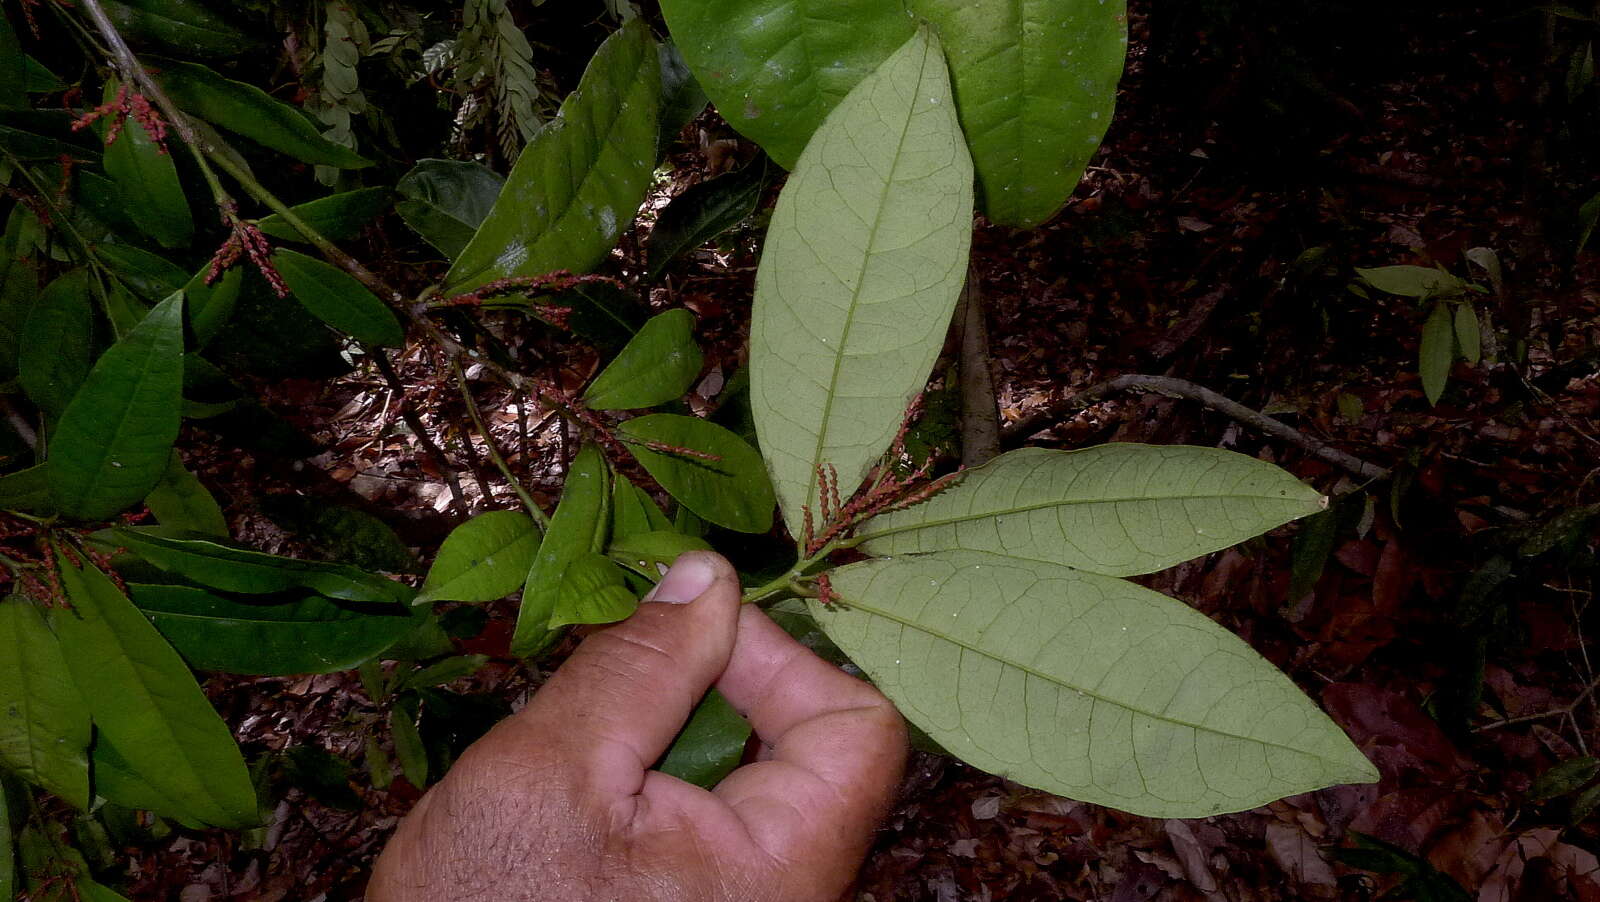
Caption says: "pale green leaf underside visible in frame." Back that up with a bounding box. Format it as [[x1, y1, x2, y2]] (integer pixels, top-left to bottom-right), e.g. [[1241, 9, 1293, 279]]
[[445, 21, 660, 294], [750, 27, 973, 539], [858, 444, 1327, 576], [815, 551, 1377, 817]]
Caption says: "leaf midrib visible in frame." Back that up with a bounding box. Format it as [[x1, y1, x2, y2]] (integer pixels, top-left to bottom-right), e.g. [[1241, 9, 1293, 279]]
[[832, 591, 1338, 760], [855, 490, 1319, 544], [803, 37, 929, 516]]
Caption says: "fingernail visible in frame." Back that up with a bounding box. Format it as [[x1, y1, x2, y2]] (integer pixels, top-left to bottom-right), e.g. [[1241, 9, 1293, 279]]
[[643, 554, 717, 604]]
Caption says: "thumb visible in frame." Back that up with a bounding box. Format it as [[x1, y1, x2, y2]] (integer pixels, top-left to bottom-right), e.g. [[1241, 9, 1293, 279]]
[[515, 551, 742, 797]]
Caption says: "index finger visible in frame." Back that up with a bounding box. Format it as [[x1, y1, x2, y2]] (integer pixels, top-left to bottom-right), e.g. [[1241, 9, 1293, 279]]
[[710, 605, 907, 863]]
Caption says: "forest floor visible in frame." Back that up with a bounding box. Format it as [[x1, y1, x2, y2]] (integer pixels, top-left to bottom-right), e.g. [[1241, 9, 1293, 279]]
[[108, 2, 1600, 900]]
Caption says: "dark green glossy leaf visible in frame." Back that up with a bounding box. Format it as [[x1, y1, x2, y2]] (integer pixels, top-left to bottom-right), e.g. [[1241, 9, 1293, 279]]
[[145, 453, 227, 536], [548, 552, 635, 629], [390, 701, 427, 787], [445, 21, 660, 293], [607, 530, 711, 580], [50, 547, 257, 828], [48, 293, 183, 521], [1289, 508, 1338, 602], [619, 414, 774, 533], [416, 510, 541, 603], [24, 56, 63, 93], [549, 282, 645, 348], [155, 60, 371, 168], [1530, 756, 1600, 802], [646, 157, 766, 279], [0, 596, 92, 808], [584, 309, 703, 410], [0, 124, 98, 161], [0, 11, 24, 111], [395, 159, 504, 259], [0, 464, 51, 514], [95, 243, 186, 303], [19, 268, 95, 418], [185, 264, 241, 347], [105, 527, 411, 604], [657, 41, 708, 151], [259, 496, 419, 574], [512, 445, 609, 655], [276, 745, 361, 810], [658, 689, 749, 788], [273, 248, 404, 348], [1420, 301, 1453, 406], [100, 0, 257, 57], [129, 583, 422, 676], [394, 655, 488, 693], [257, 187, 394, 243], [101, 81, 192, 248], [611, 475, 672, 540]]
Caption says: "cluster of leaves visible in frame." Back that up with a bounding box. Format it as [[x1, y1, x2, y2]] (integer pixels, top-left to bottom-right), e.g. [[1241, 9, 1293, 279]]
[[0, 0, 1385, 895]]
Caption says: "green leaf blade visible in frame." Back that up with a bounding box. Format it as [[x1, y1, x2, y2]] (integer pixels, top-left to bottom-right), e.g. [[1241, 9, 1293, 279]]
[[619, 414, 774, 534], [102, 83, 193, 248], [750, 26, 974, 539], [512, 445, 609, 656], [106, 527, 410, 604], [19, 269, 96, 419], [48, 292, 184, 521], [817, 551, 1378, 817], [395, 159, 504, 260], [658, 689, 751, 788], [583, 309, 703, 410], [857, 445, 1327, 576], [51, 550, 257, 827], [0, 596, 92, 808], [1357, 265, 1464, 298], [1420, 301, 1453, 406], [256, 187, 394, 243], [417, 510, 542, 604], [548, 553, 636, 630], [144, 453, 228, 536], [646, 157, 767, 279], [155, 61, 371, 168], [273, 249, 404, 348], [444, 21, 661, 293]]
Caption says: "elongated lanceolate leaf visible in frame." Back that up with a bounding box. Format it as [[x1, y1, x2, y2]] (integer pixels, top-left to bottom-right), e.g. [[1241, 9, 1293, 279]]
[[100, 0, 257, 57], [1420, 301, 1453, 406], [96, 243, 186, 304], [620, 414, 775, 533], [102, 81, 192, 248], [144, 453, 227, 536], [106, 527, 411, 604], [416, 510, 542, 603], [257, 187, 394, 243], [130, 584, 422, 676], [273, 249, 404, 348], [155, 61, 371, 168], [660, 0, 1125, 227], [511, 445, 609, 656], [750, 27, 973, 539], [445, 21, 660, 293], [19, 269, 95, 418], [646, 157, 767, 279], [0, 596, 92, 808], [50, 548, 257, 827], [1454, 304, 1481, 366], [395, 159, 504, 260], [48, 292, 183, 521], [584, 309, 703, 410], [0, 11, 23, 110], [856, 445, 1326, 576], [1357, 265, 1465, 299], [611, 475, 672, 540], [815, 551, 1378, 817]]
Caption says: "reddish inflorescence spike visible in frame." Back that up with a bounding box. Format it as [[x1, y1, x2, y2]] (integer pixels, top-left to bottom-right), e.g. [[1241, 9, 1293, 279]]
[[207, 203, 288, 297], [72, 83, 171, 155]]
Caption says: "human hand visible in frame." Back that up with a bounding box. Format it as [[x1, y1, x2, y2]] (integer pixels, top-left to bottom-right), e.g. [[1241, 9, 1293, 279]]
[[368, 551, 907, 902]]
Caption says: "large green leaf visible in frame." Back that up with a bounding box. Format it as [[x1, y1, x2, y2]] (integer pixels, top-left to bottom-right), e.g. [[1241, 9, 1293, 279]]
[[50, 548, 257, 827], [611, 474, 672, 540], [100, 0, 257, 57], [94, 243, 186, 303], [619, 414, 775, 534], [129, 584, 422, 676], [395, 159, 504, 260], [0, 596, 92, 808], [645, 157, 767, 279], [144, 453, 227, 536], [19, 269, 95, 419], [547, 552, 636, 629], [155, 60, 371, 169], [416, 510, 542, 604], [659, 689, 750, 788], [105, 527, 411, 604], [855, 445, 1327, 576], [583, 309, 703, 410], [1419, 301, 1453, 406], [101, 81, 192, 248], [511, 445, 609, 656], [749, 28, 973, 539], [444, 21, 661, 293], [815, 551, 1378, 817], [1357, 265, 1465, 299], [660, 0, 1124, 227], [272, 249, 404, 348], [0, 10, 24, 111], [47, 292, 183, 521], [257, 187, 394, 243]]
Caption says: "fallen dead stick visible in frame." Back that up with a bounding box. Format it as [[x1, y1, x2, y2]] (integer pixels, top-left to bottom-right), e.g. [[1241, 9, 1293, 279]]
[[1002, 373, 1391, 482]]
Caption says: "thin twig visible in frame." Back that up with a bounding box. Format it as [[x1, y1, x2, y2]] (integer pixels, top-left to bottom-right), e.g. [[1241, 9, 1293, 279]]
[[955, 264, 1000, 468], [373, 354, 468, 518], [1473, 673, 1600, 733], [1003, 373, 1390, 482], [452, 359, 550, 529]]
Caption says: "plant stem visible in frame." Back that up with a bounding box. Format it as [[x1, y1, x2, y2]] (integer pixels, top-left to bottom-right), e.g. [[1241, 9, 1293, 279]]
[[452, 359, 551, 529], [739, 539, 843, 605], [372, 354, 468, 519]]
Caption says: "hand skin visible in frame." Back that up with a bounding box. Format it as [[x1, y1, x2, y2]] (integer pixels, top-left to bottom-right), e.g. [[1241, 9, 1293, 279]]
[[368, 551, 908, 902]]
